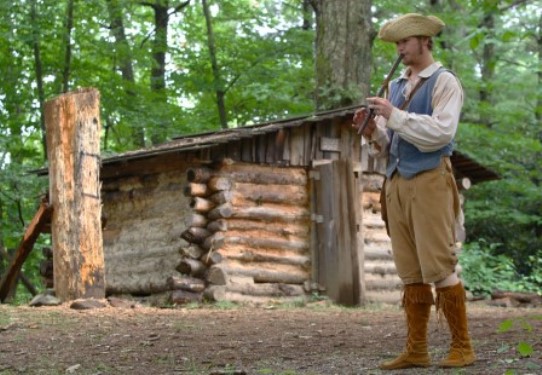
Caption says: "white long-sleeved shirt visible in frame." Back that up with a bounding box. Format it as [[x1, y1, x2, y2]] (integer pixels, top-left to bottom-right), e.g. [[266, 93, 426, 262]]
[[367, 62, 464, 155]]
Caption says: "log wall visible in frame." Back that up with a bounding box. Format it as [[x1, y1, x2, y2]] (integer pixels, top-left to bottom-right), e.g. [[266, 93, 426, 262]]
[[101, 168, 189, 295], [360, 174, 401, 304], [179, 161, 311, 304]]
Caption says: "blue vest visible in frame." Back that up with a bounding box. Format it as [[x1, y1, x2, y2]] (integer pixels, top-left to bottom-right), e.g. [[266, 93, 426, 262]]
[[386, 68, 454, 179]]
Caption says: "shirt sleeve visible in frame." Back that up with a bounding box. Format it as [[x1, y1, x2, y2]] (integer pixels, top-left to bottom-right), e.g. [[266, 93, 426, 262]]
[[363, 117, 390, 157], [385, 71, 463, 152]]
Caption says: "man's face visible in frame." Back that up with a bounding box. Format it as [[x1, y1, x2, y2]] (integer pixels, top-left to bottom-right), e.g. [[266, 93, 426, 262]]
[[395, 36, 427, 65]]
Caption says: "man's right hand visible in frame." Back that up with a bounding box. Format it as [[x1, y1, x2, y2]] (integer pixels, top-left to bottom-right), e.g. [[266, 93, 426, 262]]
[[352, 107, 377, 138]]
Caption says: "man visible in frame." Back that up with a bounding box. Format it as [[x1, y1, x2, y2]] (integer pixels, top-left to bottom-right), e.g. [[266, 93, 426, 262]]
[[352, 13, 476, 370]]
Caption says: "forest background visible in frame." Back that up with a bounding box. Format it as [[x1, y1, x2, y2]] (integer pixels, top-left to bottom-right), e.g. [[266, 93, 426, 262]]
[[0, 0, 540, 303]]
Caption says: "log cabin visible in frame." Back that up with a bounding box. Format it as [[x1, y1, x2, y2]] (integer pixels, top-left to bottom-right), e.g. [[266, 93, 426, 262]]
[[39, 105, 500, 306]]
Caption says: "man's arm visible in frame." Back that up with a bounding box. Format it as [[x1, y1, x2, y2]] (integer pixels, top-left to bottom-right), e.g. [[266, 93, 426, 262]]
[[385, 72, 463, 152]]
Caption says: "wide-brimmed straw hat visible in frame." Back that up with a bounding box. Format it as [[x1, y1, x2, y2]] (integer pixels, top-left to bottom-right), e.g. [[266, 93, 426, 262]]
[[378, 13, 445, 42]]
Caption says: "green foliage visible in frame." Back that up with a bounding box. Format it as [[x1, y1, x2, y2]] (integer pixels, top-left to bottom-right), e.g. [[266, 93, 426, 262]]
[[497, 316, 542, 374], [0, 0, 540, 302], [459, 239, 520, 296], [459, 239, 542, 296], [457, 123, 542, 281]]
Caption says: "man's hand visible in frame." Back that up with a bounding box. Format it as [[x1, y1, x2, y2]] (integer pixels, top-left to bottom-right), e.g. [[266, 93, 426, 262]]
[[352, 107, 377, 138], [367, 97, 393, 119]]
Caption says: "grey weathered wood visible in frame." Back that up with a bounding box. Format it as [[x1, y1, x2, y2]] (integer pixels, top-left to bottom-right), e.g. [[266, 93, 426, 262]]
[[167, 275, 206, 293], [312, 159, 361, 306]]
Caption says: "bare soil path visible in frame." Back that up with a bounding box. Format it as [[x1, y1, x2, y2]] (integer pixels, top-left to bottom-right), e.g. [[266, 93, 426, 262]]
[[1, 301, 541, 375]]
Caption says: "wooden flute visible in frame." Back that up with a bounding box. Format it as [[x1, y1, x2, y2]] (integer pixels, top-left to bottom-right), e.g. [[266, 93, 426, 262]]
[[357, 53, 404, 134]]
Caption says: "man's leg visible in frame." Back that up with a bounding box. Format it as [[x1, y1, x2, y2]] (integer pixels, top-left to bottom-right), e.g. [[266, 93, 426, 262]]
[[380, 283, 434, 370], [436, 281, 476, 367]]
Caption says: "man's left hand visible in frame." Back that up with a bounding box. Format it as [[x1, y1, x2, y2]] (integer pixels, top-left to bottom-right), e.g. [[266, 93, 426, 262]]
[[367, 97, 393, 120]]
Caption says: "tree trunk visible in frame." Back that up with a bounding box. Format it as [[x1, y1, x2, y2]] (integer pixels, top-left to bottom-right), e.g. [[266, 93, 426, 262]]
[[312, 0, 373, 110], [30, 0, 47, 159], [62, 0, 74, 93], [44, 88, 106, 302], [202, 0, 228, 129], [479, 12, 496, 126], [537, 12, 542, 126], [106, 0, 145, 147], [141, 1, 171, 145]]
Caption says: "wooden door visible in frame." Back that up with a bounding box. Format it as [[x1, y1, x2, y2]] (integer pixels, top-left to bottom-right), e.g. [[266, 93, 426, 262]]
[[311, 159, 362, 306]]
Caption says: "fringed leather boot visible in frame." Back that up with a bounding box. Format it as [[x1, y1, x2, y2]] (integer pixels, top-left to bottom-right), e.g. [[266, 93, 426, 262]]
[[436, 282, 476, 367], [379, 283, 434, 370]]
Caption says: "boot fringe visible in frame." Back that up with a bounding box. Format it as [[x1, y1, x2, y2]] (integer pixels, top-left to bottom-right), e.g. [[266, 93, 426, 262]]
[[436, 283, 465, 327], [402, 283, 435, 307]]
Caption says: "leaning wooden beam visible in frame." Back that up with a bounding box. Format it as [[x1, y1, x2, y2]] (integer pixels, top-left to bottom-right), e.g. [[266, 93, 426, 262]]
[[0, 197, 52, 302], [0, 247, 38, 297]]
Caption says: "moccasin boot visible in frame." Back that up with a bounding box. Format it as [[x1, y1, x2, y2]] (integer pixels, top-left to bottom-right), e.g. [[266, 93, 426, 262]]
[[436, 282, 476, 367], [379, 283, 434, 370]]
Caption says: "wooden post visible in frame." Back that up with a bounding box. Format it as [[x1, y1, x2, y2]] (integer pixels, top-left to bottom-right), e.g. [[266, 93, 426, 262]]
[[44, 88, 105, 301], [0, 198, 51, 302]]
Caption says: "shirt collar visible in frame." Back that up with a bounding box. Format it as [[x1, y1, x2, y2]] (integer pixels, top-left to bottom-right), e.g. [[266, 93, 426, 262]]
[[399, 62, 442, 80]]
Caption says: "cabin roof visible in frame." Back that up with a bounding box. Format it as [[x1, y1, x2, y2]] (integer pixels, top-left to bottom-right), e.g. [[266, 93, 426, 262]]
[[41, 105, 500, 185]]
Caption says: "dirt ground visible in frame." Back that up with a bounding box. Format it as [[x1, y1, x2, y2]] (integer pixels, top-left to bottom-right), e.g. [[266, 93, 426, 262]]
[[0, 299, 541, 375]]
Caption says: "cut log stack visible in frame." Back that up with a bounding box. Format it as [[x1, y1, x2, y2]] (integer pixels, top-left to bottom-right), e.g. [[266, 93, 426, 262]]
[[175, 160, 311, 305], [360, 174, 401, 304]]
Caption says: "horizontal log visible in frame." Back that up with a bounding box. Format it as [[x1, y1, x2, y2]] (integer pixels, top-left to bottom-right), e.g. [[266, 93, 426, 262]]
[[207, 203, 233, 220], [185, 213, 208, 228], [207, 264, 307, 285], [363, 246, 393, 261], [360, 174, 385, 192], [208, 176, 232, 192], [202, 248, 310, 269], [187, 167, 213, 183], [362, 191, 381, 210], [190, 197, 215, 213], [201, 250, 224, 266], [170, 289, 203, 305], [363, 229, 391, 244], [184, 182, 209, 197], [179, 244, 205, 259], [181, 227, 211, 244], [223, 235, 309, 253], [227, 250, 310, 269], [207, 219, 228, 233], [220, 163, 307, 186], [234, 183, 308, 205], [167, 275, 206, 293], [364, 261, 397, 276], [364, 290, 401, 305], [364, 273, 402, 290], [363, 215, 385, 228], [209, 191, 233, 205], [225, 219, 309, 237], [202, 232, 225, 251], [207, 266, 228, 285], [176, 258, 207, 277], [226, 281, 305, 297], [232, 205, 309, 222], [204, 286, 305, 304], [491, 290, 542, 304]]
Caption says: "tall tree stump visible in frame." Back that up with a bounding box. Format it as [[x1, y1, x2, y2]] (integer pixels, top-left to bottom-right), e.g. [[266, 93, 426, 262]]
[[44, 88, 105, 301]]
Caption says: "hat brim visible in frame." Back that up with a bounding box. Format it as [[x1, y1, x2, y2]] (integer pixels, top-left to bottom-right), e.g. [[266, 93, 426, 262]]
[[379, 13, 445, 42]]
